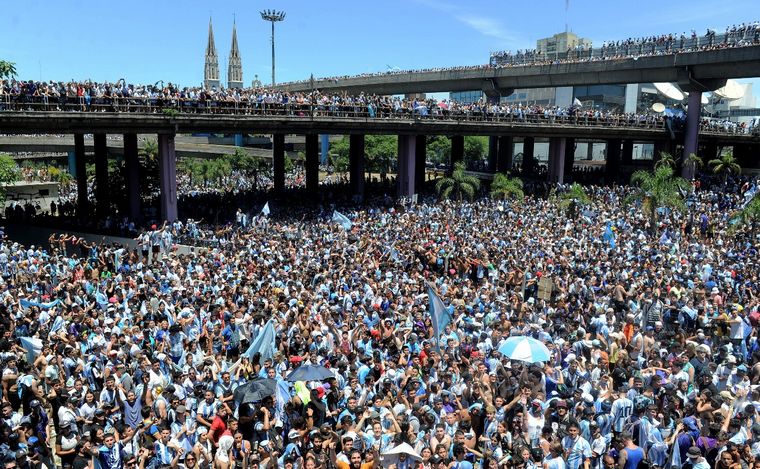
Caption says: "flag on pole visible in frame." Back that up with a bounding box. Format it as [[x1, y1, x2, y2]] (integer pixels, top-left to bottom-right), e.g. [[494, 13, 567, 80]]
[[243, 320, 277, 365], [20, 337, 43, 363], [261, 202, 271, 216], [332, 210, 352, 230], [428, 284, 452, 352]]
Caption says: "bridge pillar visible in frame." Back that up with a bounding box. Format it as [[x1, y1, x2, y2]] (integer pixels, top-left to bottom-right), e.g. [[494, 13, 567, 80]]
[[622, 140, 634, 165], [497, 136, 513, 173], [415, 135, 426, 193], [605, 139, 621, 186], [67, 151, 76, 176], [397, 135, 416, 198], [522, 137, 535, 176], [305, 134, 319, 193], [158, 134, 178, 222], [564, 137, 576, 183], [349, 134, 365, 202], [451, 135, 464, 169], [547, 137, 567, 183], [94, 134, 109, 217], [320, 134, 330, 165], [74, 134, 88, 217], [124, 133, 141, 222], [488, 137, 499, 172], [682, 91, 701, 179], [272, 134, 285, 193]]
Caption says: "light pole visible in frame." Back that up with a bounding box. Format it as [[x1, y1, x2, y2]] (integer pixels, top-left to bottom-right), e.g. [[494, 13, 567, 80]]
[[260, 9, 285, 86]]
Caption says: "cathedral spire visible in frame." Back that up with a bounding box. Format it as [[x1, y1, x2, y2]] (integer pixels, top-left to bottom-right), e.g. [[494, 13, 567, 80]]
[[204, 18, 220, 89], [227, 19, 243, 89]]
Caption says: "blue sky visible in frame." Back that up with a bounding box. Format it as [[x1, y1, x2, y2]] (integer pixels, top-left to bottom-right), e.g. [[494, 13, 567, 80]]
[[1, 0, 758, 97]]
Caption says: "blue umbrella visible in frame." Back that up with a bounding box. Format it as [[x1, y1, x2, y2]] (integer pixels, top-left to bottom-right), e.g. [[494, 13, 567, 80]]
[[498, 336, 552, 363], [285, 364, 334, 382]]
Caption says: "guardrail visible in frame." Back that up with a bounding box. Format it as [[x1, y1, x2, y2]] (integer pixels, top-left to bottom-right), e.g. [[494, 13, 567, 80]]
[[489, 30, 759, 67], [0, 95, 755, 135]]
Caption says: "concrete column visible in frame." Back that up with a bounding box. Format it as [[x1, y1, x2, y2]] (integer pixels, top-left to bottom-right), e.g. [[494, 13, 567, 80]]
[[158, 134, 178, 222], [547, 137, 567, 183], [682, 91, 701, 179], [67, 151, 76, 176], [451, 135, 464, 169], [523, 137, 535, 175], [622, 140, 634, 165], [563, 137, 575, 183], [74, 133, 88, 217], [488, 136, 499, 172], [94, 133, 109, 217], [234, 134, 244, 147], [349, 134, 365, 201], [497, 136, 513, 173], [272, 134, 285, 192], [123, 133, 141, 222], [305, 134, 319, 193], [605, 139, 622, 185], [415, 135, 426, 193], [397, 135, 417, 198], [320, 134, 330, 165]]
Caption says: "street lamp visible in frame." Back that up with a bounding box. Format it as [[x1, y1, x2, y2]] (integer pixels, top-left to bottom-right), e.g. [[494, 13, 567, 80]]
[[260, 9, 286, 86]]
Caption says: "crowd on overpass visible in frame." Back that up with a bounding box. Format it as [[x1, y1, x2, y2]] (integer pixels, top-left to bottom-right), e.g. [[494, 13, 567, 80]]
[[489, 22, 760, 67], [0, 170, 758, 469], [275, 21, 759, 86]]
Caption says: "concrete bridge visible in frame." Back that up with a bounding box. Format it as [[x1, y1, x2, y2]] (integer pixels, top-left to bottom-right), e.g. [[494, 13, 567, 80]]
[[278, 46, 760, 96], [0, 111, 757, 223]]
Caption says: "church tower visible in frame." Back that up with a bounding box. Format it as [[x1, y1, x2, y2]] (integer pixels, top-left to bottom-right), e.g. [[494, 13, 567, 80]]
[[227, 20, 243, 89], [204, 18, 220, 90]]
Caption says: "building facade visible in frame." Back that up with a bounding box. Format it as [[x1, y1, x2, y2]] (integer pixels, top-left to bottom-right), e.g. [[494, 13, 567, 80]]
[[227, 21, 244, 89], [204, 19, 220, 90]]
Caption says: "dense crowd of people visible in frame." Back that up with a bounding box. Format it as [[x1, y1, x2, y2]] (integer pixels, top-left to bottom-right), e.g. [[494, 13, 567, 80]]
[[489, 22, 760, 67], [0, 166, 758, 469]]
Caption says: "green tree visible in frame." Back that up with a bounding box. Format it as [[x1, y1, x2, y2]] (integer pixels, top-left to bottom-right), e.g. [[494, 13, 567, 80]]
[[709, 151, 741, 185], [0, 61, 16, 79], [427, 136, 451, 167], [654, 152, 677, 169], [730, 193, 760, 230], [178, 158, 204, 187], [464, 136, 488, 164], [557, 182, 591, 218], [330, 137, 350, 173], [627, 164, 690, 233], [365, 135, 397, 176], [490, 173, 523, 200], [435, 161, 480, 201], [0, 154, 19, 207]]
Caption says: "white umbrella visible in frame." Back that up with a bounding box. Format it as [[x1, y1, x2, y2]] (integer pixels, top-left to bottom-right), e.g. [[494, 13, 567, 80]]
[[382, 443, 422, 467]]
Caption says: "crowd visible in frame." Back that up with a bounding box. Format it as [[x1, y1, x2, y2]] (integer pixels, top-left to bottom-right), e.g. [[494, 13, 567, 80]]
[[0, 166, 758, 469], [489, 22, 760, 67]]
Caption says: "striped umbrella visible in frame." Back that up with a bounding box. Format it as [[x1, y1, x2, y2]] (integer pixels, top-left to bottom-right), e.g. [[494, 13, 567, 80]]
[[498, 336, 552, 363]]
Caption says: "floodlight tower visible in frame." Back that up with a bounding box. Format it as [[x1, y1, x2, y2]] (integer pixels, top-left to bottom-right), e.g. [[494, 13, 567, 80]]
[[260, 9, 286, 86]]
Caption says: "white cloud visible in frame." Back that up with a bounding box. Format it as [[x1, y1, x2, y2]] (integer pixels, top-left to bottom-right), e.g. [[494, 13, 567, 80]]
[[456, 15, 530, 49]]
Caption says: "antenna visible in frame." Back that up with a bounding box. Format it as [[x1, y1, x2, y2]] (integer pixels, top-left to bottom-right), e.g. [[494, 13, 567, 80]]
[[565, 0, 569, 33]]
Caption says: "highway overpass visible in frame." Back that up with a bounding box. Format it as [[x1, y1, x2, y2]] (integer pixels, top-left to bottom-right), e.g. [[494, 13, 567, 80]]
[[278, 46, 760, 96]]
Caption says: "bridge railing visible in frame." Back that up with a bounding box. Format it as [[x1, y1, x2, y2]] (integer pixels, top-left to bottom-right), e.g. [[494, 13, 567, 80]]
[[490, 30, 760, 67], [0, 94, 755, 135]]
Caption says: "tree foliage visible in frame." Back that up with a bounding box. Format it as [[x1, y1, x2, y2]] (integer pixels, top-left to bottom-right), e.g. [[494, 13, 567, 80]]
[[627, 164, 690, 233], [490, 173, 523, 200], [435, 161, 480, 201], [0, 61, 16, 79], [0, 154, 20, 207], [709, 151, 741, 184]]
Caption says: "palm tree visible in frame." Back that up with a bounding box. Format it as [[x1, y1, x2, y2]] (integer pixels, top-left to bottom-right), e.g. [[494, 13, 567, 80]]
[[435, 161, 480, 201], [654, 152, 676, 169], [730, 193, 760, 230], [627, 164, 690, 233], [0, 60, 16, 79], [681, 153, 704, 180], [490, 173, 523, 200], [558, 182, 591, 218], [709, 151, 741, 185]]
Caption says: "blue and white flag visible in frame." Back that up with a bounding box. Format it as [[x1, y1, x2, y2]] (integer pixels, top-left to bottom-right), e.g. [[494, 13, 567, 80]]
[[49, 315, 65, 335], [602, 222, 616, 248], [20, 299, 61, 310], [20, 337, 43, 363], [244, 319, 277, 365], [428, 285, 452, 352], [332, 211, 352, 230], [261, 202, 271, 216]]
